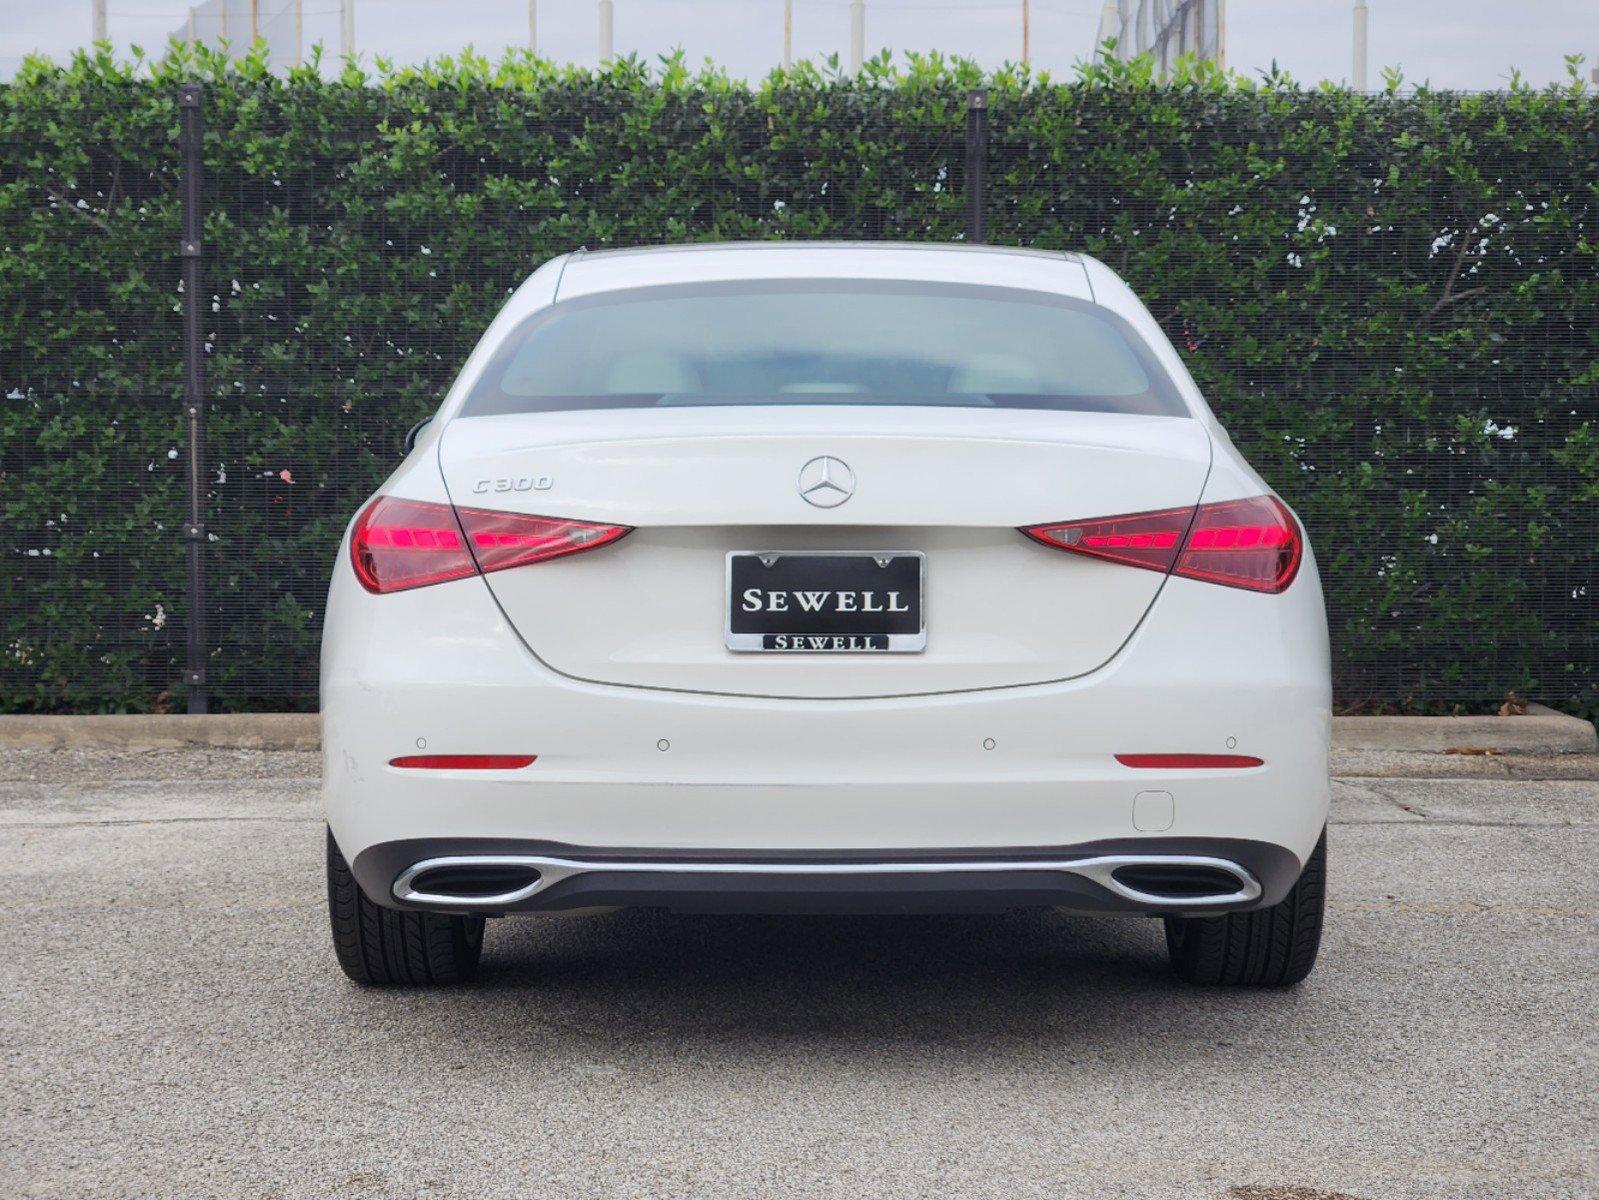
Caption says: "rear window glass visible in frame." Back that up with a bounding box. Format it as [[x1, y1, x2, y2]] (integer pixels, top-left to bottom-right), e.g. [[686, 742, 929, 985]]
[[461, 279, 1188, 418]]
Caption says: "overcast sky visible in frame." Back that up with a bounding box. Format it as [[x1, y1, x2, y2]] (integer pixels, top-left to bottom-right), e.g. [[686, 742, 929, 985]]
[[3, 0, 1596, 88]]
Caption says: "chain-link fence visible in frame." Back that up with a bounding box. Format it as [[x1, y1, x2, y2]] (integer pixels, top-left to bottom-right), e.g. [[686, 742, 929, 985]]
[[3, 71, 1595, 715]]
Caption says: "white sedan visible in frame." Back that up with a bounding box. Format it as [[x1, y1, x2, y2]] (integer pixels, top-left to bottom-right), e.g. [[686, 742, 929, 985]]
[[323, 242, 1331, 988]]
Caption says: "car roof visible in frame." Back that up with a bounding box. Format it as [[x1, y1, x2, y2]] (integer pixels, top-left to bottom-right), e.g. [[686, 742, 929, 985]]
[[552, 240, 1095, 302]]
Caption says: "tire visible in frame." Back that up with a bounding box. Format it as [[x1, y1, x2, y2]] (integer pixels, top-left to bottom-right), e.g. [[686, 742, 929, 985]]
[[326, 828, 484, 986], [1164, 831, 1325, 987]]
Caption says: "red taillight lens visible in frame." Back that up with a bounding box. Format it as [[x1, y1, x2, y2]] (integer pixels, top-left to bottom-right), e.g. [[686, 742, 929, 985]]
[[1021, 506, 1192, 573], [390, 754, 537, 770], [1021, 495, 1302, 594], [1174, 496, 1302, 593], [351, 496, 631, 594], [351, 497, 476, 593], [455, 506, 631, 574]]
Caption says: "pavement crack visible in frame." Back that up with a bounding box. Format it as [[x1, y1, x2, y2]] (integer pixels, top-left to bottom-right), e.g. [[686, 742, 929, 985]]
[[1355, 778, 1435, 819]]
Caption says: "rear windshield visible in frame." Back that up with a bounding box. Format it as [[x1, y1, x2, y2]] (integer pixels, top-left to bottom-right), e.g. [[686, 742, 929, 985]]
[[461, 279, 1189, 418]]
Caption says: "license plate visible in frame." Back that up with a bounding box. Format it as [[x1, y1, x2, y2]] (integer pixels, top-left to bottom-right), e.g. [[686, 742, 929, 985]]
[[726, 552, 926, 653]]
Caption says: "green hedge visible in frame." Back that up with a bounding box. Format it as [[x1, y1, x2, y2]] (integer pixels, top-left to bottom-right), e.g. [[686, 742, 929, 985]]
[[2, 46, 1595, 715]]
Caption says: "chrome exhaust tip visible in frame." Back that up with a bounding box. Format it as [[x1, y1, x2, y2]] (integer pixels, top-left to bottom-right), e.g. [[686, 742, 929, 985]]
[[1093, 857, 1261, 906], [393, 856, 548, 908]]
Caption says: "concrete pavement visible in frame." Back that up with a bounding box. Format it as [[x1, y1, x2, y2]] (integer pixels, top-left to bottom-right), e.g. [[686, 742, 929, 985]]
[[2, 748, 1595, 1199]]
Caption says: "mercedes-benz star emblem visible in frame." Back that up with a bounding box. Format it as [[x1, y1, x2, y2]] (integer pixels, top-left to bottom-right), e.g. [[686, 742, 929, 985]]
[[797, 456, 856, 508]]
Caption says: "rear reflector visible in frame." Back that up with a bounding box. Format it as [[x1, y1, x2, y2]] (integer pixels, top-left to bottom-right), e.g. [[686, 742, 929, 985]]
[[1115, 753, 1264, 769], [1021, 494, 1302, 593], [390, 754, 537, 770], [351, 495, 630, 594]]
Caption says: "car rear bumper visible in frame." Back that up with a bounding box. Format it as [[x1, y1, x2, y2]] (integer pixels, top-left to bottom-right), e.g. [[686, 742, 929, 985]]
[[353, 836, 1303, 916], [322, 557, 1332, 913]]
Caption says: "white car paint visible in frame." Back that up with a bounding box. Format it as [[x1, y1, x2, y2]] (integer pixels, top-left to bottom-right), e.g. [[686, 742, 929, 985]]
[[323, 242, 1331, 918], [438, 407, 1212, 697]]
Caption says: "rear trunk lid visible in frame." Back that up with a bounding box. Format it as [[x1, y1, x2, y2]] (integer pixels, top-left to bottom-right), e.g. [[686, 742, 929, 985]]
[[437, 407, 1211, 698]]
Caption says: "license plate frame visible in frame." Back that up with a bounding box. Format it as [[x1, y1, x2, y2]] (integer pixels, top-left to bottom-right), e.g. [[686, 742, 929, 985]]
[[725, 551, 927, 653]]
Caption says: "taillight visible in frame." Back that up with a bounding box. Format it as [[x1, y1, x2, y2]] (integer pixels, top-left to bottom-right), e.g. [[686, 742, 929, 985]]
[[351, 496, 631, 594], [456, 505, 631, 574], [350, 497, 476, 593], [1022, 506, 1190, 573], [1022, 495, 1302, 594], [1174, 496, 1302, 592]]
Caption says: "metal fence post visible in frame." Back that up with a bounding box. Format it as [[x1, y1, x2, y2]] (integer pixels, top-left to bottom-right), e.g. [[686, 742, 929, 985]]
[[178, 83, 208, 715], [964, 88, 988, 243]]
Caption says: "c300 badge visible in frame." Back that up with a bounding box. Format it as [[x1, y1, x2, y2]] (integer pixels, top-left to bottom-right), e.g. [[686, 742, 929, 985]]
[[472, 475, 553, 494]]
